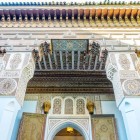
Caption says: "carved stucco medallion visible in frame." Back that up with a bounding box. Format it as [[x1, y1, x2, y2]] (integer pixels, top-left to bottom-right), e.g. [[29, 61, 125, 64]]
[[10, 54, 22, 69], [119, 54, 130, 70], [0, 78, 17, 95], [123, 79, 140, 95]]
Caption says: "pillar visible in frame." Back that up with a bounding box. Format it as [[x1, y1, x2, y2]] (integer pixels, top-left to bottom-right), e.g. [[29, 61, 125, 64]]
[[106, 51, 140, 140], [0, 51, 35, 140]]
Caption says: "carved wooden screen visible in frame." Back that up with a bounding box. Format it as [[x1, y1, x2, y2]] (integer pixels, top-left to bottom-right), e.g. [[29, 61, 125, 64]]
[[92, 115, 118, 140], [17, 113, 46, 140]]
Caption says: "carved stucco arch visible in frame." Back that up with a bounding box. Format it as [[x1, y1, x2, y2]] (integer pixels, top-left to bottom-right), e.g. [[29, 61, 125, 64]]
[[47, 119, 89, 140]]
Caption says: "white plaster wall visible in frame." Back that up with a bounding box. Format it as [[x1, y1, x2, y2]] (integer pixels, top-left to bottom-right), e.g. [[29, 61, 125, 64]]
[[118, 98, 140, 140], [0, 98, 20, 140], [101, 101, 127, 140]]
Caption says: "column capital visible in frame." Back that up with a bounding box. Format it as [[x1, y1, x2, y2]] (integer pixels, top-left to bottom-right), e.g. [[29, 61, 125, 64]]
[[0, 51, 35, 106], [106, 51, 140, 106]]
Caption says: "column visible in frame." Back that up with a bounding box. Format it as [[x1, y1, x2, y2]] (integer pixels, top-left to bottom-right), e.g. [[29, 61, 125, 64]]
[[106, 51, 140, 140], [0, 51, 35, 140]]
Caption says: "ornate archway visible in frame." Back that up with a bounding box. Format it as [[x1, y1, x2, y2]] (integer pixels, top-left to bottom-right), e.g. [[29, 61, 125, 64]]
[[47, 119, 90, 140]]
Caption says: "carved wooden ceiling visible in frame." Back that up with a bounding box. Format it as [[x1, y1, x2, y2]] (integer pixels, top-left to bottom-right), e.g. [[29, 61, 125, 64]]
[[27, 71, 113, 94], [34, 40, 108, 71], [27, 40, 111, 94]]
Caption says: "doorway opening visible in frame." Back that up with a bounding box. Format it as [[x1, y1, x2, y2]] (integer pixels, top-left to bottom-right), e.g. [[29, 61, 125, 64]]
[[53, 127, 84, 140]]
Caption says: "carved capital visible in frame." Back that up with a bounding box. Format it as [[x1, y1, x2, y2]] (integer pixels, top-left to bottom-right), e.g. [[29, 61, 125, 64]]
[[0, 52, 35, 106]]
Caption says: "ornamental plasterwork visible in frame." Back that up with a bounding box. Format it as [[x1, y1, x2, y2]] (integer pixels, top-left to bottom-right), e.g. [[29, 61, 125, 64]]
[[119, 70, 140, 79], [1, 31, 140, 53], [47, 118, 90, 136], [65, 98, 73, 114], [135, 60, 140, 74], [9, 54, 22, 70], [94, 101, 102, 114], [0, 71, 21, 78], [76, 99, 85, 114], [106, 63, 117, 81], [118, 54, 130, 70], [0, 57, 5, 71], [53, 98, 62, 114], [112, 73, 124, 106], [0, 78, 17, 95], [26, 94, 114, 114], [0, 53, 35, 104], [15, 59, 35, 105], [6, 53, 25, 70], [76, 119, 89, 131], [49, 119, 61, 130], [122, 79, 140, 95], [106, 52, 140, 105]]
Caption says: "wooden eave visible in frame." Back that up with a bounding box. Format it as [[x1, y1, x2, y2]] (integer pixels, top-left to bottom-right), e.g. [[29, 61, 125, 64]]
[[0, 7, 140, 27]]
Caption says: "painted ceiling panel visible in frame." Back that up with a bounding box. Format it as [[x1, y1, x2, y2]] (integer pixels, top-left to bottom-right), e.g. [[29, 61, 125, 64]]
[[52, 39, 88, 51]]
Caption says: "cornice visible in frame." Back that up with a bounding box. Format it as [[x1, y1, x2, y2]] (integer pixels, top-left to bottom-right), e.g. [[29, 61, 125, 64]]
[[0, 7, 140, 28], [0, 30, 140, 52], [0, 2, 140, 7], [26, 87, 113, 94]]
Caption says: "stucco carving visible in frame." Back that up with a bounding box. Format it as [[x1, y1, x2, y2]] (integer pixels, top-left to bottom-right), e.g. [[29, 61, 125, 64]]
[[76, 119, 89, 131], [49, 119, 61, 130], [106, 63, 117, 81], [135, 60, 140, 74], [76, 99, 85, 114], [119, 54, 130, 70], [65, 98, 73, 114], [123, 79, 140, 95], [0, 78, 17, 95], [0, 57, 5, 71], [53, 98, 62, 114], [15, 59, 35, 105], [9, 54, 22, 70]]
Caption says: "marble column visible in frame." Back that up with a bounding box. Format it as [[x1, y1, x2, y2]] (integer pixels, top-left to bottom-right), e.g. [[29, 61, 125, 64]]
[[106, 51, 140, 140], [0, 51, 35, 140]]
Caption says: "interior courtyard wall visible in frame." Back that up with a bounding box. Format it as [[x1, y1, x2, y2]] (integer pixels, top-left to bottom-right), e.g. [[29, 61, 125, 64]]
[[11, 93, 127, 140]]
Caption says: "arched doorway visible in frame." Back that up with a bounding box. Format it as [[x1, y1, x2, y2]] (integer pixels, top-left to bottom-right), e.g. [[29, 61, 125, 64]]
[[47, 120, 90, 140], [54, 127, 84, 140]]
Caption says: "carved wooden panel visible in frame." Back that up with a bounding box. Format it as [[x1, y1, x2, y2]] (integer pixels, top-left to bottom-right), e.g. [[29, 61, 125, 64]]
[[17, 113, 46, 140], [92, 115, 118, 140]]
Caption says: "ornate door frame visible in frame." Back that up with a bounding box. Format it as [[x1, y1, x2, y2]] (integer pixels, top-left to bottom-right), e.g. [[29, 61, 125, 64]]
[[45, 115, 92, 140]]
